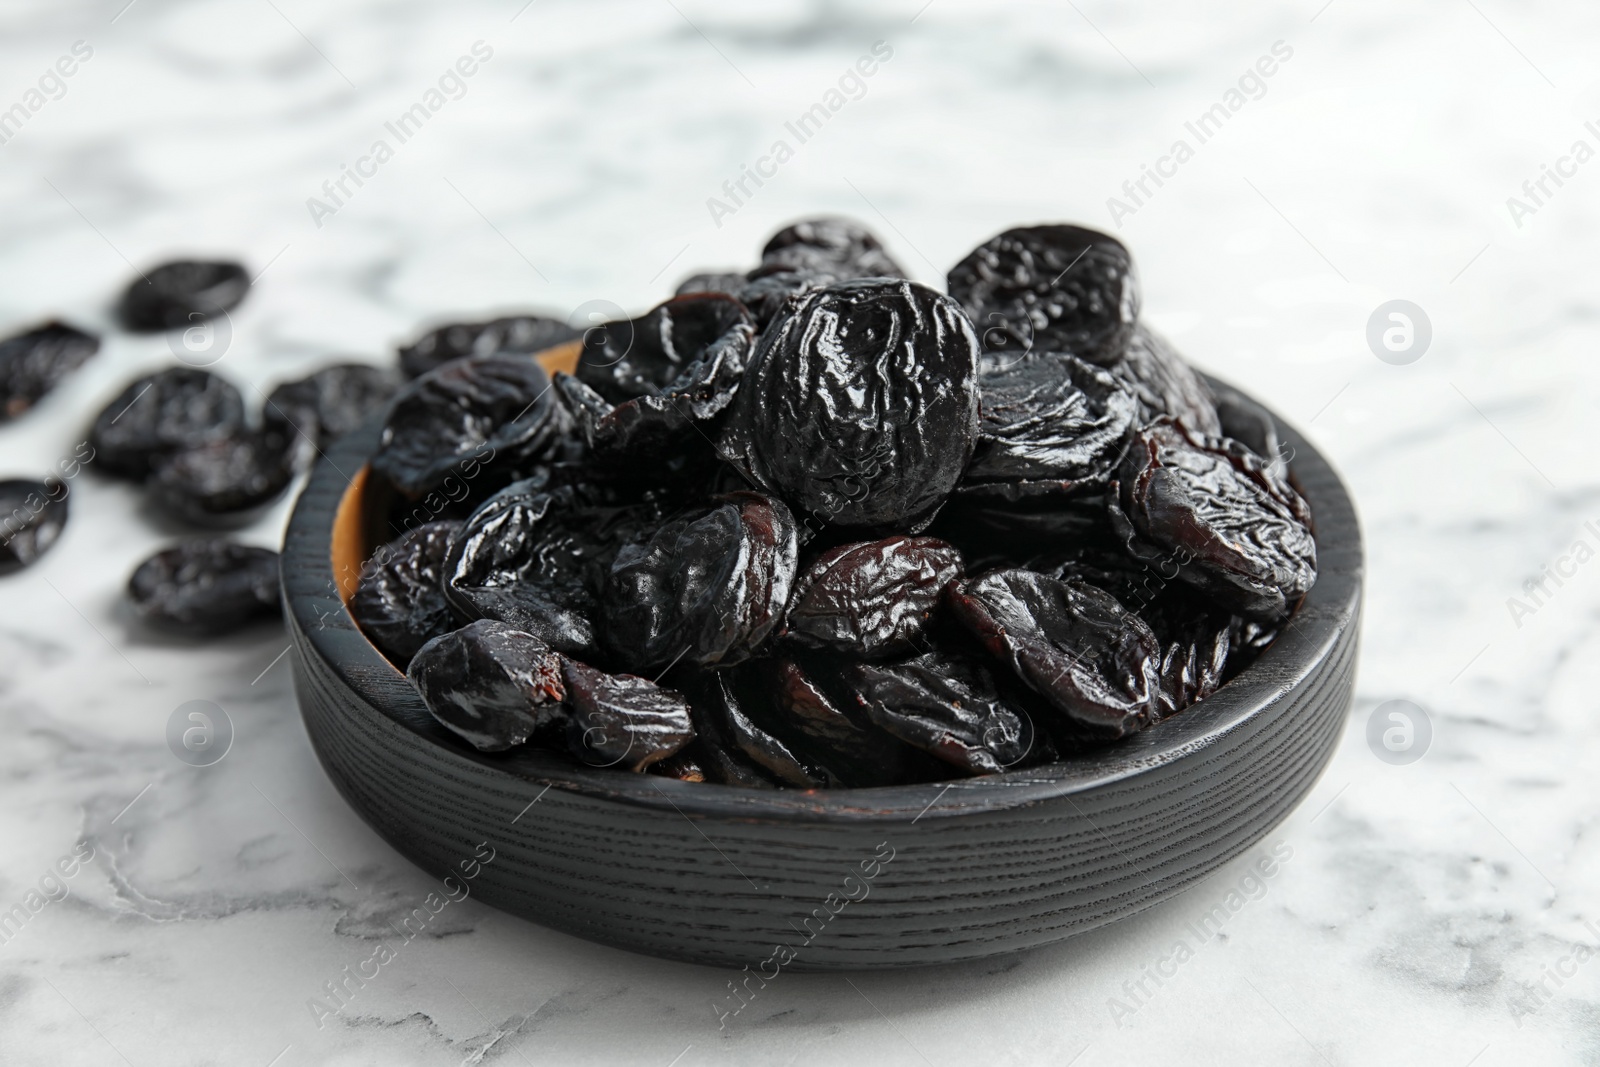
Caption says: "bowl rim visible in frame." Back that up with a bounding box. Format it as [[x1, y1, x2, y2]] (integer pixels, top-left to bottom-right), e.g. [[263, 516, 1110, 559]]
[[283, 368, 1362, 824]]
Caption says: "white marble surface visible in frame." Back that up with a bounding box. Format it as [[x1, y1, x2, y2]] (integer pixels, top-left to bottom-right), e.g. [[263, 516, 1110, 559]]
[[3, 0, 1600, 1062]]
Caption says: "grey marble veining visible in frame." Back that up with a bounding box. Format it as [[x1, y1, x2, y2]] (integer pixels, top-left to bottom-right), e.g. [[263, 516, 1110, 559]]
[[2, 0, 1599, 1063]]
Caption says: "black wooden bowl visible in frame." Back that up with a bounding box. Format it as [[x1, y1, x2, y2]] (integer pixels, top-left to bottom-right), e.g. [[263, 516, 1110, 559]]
[[283, 349, 1362, 971]]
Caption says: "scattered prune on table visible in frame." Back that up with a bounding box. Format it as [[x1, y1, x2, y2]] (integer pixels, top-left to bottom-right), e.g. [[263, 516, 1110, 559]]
[[575, 293, 754, 406], [562, 657, 694, 771], [264, 364, 400, 451], [675, 272, 747, 298], [0, 322, 99, 421], [126, 539, 280, 634], [1109, 325, 1221, 437], [147, 425, 298, 526], [965, 352, 1138, 488], [0, 479, 69, 574], [445, 479, 663, 659], [604, 491, 797, 672], [755, 217, 906, 280], [948, 225, 1138, 366], [719, 279, 980, 532], [782, 536, 963, 658], [407, 619, 566, 752], [117, 259, 250, 332], [399, 314, 580, 379], [89, 368, 245, 480], [351, 520, 464, 668], [848, 649, 1030, 774], [371, 353, 572, 497], [948, 569, 1159, 740], [1109, 418, 1316, 623]]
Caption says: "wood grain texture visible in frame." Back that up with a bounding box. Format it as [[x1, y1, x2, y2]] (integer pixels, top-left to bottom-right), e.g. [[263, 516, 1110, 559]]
[[282, 377, 1363, 971]]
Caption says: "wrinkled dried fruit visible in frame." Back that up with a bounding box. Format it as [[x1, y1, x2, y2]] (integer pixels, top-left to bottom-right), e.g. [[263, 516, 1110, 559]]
[[0, 479, 69, 573], [118, 260, 250, 332], [719, 279, 979, 531], [562, 657, 694, 771], [372, 354, 572, 497], [948, 569, 1159, 739], [676, 670, 783, 787], [264, 364, 400, 451], [1109, 325, 1221, 437], [90, 368, 245, 480], [849, 650, 1030, 774], [351, 521, 463, 668], [756, 217, 905, 280], [675, 272, 747, 298], [1211, 381, 1284, 476], [604, 491, 797, 671], [768, 656, 939, 786], [127, 540, 279, 634], [1111, 419, 1316, 623], [575, 294, 754, 405], [0, 322, 99, 421], [783, 536, 963, 658], [408, 620, 566, 752], [147, 427, 298, 526], [688, 666, 824, 787], [736, 270, 832, 330], [949, 225, 1137, 365], [399, 314, 580, 379], [965, 352, 1138, 488]]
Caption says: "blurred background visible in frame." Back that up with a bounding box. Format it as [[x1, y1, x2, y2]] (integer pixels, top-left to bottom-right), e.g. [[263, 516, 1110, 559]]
[[3, 0, 1600, 1063]]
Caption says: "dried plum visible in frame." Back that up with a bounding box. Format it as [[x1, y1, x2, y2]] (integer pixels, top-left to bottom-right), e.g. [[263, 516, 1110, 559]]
[[767, 656, 941, 786], [147, 426, 298, 527], [604, 491, 797, 672], [719, 279, 979, 532], [127, 540, 279, 634], [686, 666, 824, 787], [736, 270, 832, 330], [1109, 325, 1221, 437], [89, 368, 245, 480], [562, 657, 694, 771], [948, 569, 1159, 739], [1211, 380, 1284, 476], [117, 260, 250, 332], [407, 620, 566, 752], [1110, 419, 1316, 623], [782, 536, 963, 658], [0, 479, 69, 574], [372, 353, 572, 497], [0, 322, 99, 421], [965, 352, 1138, 488], [948, 225, 1137, 365], [574, 294, 754, 406], [264, 364, 400, 450], [756, 217, 905, 280], [848, 650, 1030, 774], [351, 520, 463, 668], [675, 670, 784, 787], [399, 314, 580, 380], [675, 272, 747, 298]]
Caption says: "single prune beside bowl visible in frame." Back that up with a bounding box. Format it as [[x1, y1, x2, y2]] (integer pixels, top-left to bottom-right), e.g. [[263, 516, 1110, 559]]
[[264, 364, 401, 452], [127, 540, 280, 634], [562, 657, 694, 772], [372, 353, 572, 497], [90, 368, 246, 480], [117, 259, 250, 332], [407, 619, 566, 752], [719, 278, 980, 532], [147, 427, 298, 527], [0, 479, 69, 574], [399, 314, 579, 380], [848, 649, 1031, 775], [782, 536, 963, 658], [351, 520, 463, 668], [0, 322, 99, 421], [948, 225, 1138, 366]]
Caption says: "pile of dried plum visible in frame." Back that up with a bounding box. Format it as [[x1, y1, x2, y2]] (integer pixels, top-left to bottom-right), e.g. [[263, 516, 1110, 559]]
[[353, 218, 1317, 788]]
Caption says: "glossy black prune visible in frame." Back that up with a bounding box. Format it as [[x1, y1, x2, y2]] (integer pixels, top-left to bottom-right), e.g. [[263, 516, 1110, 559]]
[[736, 270, 832, 330], [1109, 325, 1221, 437], [0, 479, 69, 574], [407, 620, 566, 752], [372, 353, 572, 497], [604, 491, 798, 672], [0, 322, 99, 421], [147, 426, 298, 527], [756, 217, 905, 280], [965, 352, 1138, 488], [1211, 380, 1284, 476], [89, 368, 245, 480], [117, 260, 250, 332], [562, 657, 694, 772], [675, 670, 785, 788], [126, 540, 279, 634], [351, 520, 463, 668], [848, 650, 1030, 775], [768, 656, 942, 787], [1110, 418, 1316, 623], [948, 225, 1138, 365], [675, 272, 747, 298], [719, 279, 980, 532], [264, 364, 400, 451], [444, 479, 662, 658], [783, 536, 963, 658], [948, 569, 1159, 739], [688, 666, 825, 787], [575, 294, 754, 409], [399, 314, 580, 379]]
